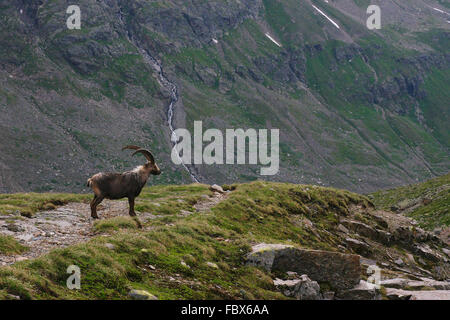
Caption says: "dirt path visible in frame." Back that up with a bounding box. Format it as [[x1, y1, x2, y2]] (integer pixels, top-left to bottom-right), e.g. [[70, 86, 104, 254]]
[[0, 190, 230, 266], [0, 200, 157, 266], [194, 191, 229, 212]]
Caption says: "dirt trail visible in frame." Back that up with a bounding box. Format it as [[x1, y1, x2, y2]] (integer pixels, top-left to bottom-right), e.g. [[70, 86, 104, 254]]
[[0, 191, 229, 266], [0, 200, 155, 265], [194, 191, 228, 212]]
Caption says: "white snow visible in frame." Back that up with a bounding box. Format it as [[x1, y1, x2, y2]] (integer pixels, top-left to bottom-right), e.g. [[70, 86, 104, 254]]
[[432, 7, 445, 14], [212, 38, 218, 44], [312, 4, 340, 29], [265, 33, 282, 47]]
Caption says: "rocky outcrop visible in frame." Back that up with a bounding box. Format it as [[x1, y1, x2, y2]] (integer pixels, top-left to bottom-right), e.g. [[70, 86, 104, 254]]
[[246, 243, 361, 290]]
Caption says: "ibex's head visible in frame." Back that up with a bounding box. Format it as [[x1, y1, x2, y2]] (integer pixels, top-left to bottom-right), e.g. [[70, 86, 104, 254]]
[[122, 145, 161, 175]]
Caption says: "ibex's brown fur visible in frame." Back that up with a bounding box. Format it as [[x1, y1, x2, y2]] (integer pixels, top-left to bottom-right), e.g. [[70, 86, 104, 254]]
[[87, 146, 161, 224]]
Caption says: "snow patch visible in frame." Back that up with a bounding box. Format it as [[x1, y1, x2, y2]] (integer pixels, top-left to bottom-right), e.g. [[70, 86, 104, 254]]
[[312, 4, 340, 29], [265, 33, 282, 47]]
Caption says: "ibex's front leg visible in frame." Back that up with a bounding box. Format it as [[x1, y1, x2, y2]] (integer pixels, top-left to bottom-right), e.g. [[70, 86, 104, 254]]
[[128, 197, 143, 228]]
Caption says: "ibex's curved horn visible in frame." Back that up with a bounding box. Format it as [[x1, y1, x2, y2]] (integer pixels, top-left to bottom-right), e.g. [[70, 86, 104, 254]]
[[132, 149, 155, 164], [122, 145, 142, 151]]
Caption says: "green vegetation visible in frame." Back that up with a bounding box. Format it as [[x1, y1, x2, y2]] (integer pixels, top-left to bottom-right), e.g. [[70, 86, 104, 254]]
[[0, 182, 372, 299], [0, 193, 90, 217], [370, 173, 450, 229], [0, 235, 28, 255]]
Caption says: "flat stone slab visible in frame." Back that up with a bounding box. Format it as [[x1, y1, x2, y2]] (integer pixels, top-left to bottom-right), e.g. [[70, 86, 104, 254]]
[[381, 278, 450, 290], [386, 288, 450, 300]]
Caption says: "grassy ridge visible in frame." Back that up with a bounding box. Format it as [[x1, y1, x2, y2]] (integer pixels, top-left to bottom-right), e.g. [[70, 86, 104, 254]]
[[0, 182, 371, 300]]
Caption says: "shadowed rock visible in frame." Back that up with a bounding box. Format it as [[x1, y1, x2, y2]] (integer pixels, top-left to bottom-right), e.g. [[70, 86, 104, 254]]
[[246, 243, 361, 290]]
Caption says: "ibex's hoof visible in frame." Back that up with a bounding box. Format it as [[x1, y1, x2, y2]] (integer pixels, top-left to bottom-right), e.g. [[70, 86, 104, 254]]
[[91, 216, 99, 220]]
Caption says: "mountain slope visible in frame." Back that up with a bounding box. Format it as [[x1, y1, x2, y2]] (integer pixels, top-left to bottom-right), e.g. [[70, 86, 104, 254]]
[[0, 0, 449, 193], [0, 181, 448, 300]]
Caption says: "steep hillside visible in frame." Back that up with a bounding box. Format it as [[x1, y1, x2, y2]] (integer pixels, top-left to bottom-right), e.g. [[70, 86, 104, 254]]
[[0, 181, 449, 300], [371, 173, 449, 231], [0, 0, 449, 193]]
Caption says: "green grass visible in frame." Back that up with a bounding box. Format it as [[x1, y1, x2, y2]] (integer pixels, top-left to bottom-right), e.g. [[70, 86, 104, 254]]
[[370, 173, 450, 229], [0, 193, 91, 217], [0, 181, 373, 300], [0, 235, 28, 255]]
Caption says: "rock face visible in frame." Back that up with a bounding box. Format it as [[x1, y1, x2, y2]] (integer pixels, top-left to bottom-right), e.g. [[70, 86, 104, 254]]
[[274, 275, 321, 300], [246, 243, 361, 290]]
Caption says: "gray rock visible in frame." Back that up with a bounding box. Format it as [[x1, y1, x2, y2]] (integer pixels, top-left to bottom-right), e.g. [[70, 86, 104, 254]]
[[246, 243, 361, 290], [105, 243, 115, 250], [394, 258, 404, 266], [5, 224, 24, 232], [274, 275, 321, 300], [128, 289, 158, 300], [342, 220, 391, 244], [380, 278, 409, 289], [206, 261, 219, 269], [345, 238, 371, 256], [414, 243, 442, 262], [246, 243, 294, 271], [382, 278, 450, 290], [209, 184, 225, 194], [385, 288, 450, 300], [337, 280, 381, 300], [337, 224, 349, 233]]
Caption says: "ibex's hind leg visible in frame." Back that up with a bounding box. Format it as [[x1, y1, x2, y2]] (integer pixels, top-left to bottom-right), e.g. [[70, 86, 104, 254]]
[[90, 195, 104, 219], [128, 197, 142, 228], [128, 197, 136, 217]]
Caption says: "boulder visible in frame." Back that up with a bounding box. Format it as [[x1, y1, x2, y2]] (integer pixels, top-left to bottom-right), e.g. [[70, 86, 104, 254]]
[[345, 238, 371, 256], [128, 289, 158, 300], [342, 220, 391, 244], [246, 243, 361, 290], [274, 275, 322, 300], [414, 244, 441, 262], [206, 261, 219, 269], [337, 280, 381, 300], [209, 184, 225, 194]]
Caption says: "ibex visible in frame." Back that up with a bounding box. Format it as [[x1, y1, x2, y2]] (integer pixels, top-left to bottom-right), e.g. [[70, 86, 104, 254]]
[[87, 145, 161, 223]]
